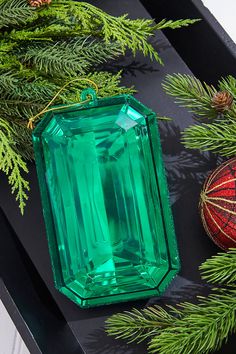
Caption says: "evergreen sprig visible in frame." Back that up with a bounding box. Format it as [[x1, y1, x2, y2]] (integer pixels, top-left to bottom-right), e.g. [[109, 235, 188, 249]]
[[163, 73, 236, 157], [149, 290, 236, 354], [0, 118, 29, 214], [44, 1, 199, 64], [0, 70, 134, 120], [182, 119, 236, 157], [106, 249, 236, 354], [0, 0, 197, 212], [155, 18, 200, 30], [0, 0, 36, 29], [200, 248, 236, 284], [162, 73, 217, 118], [106, 306, 176, 344], [19, 37, 123, 77], [218, 75, 236, 98]]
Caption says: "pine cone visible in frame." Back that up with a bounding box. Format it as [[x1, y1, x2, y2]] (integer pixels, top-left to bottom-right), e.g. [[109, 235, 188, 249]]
[[211, 91, 233, 112], [29, 0, 51, 7]]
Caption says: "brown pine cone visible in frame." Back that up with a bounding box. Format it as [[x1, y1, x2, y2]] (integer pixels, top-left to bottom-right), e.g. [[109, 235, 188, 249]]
[[29, 0, 51, 7], [211, 91, 234, 112], [42, 0, 52, 5]]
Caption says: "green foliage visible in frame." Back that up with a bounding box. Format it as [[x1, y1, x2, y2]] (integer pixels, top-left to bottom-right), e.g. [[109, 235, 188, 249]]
[[0, 70, 55, 100], [0, 118, 29, 214], [0, 70, 134, 118], [163, 73, 236, 157], [106, 249, 236, 354], [19, 38, 123, 77], [155, 18, 200, 30], [162, 73, 217, 118], [0, 0, 36, 29], [0, 0, 197, 212], [38, 1, 198, 64], [0, 0, 198, 62], [182, 119, 236, 157], [106, 306, 176, 344], [200, 248, 236, 284], [149, 289, 236, 354], [218, 75, 236, 98]]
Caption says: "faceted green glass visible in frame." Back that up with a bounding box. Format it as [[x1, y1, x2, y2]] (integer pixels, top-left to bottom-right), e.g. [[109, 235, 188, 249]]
[[32, 91, 180, 308]]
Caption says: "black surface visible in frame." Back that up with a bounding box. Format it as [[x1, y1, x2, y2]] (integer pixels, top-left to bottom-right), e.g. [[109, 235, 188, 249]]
[[0, 210, 80, 354], [0, 0, 235, 353], [141, 0, 236, 85]]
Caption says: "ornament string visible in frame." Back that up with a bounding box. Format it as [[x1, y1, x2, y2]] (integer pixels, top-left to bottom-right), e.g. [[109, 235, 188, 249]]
[[27, 78, 99, 130]]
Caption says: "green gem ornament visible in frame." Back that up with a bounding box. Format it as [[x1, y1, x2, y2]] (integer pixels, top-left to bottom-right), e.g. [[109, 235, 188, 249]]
[[32, 89, 180, 308]]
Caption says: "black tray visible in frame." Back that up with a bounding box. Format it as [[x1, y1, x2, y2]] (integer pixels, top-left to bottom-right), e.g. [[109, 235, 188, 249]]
[[141, 0, 236, 85], [0, 0, 235, 353]]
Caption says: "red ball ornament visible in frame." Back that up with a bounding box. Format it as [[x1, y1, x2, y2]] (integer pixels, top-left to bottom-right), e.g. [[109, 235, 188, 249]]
[[200, 157, 236, 250]]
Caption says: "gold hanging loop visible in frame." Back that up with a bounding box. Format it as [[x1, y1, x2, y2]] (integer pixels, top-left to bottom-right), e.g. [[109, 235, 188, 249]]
[[27, 78, 99, 130]]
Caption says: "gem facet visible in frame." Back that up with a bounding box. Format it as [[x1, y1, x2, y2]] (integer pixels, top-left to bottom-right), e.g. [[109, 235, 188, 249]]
[[33, 91, 180, 308]]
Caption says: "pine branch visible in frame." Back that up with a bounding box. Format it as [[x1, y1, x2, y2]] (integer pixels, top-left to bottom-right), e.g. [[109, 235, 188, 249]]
[[0, 40, 19, 70], [149, 289, 236, 354], [0, 71, 60, 118], [49, 71, 135, 102], [53, 1, 161, 60], [6, 24, 82, 40], [0, 118, 29, 214], [162, 73, 218, 118], [154, 18, 200, 30], [0, 71, 58, 102], [44, 1, 198, 64], [182, 119, 236, 157], [2, 2, 197, 65], [200, 248, 236, 285], [0, 99, 41, 119], [0, 0, 197, 212], [106, 288, 236, 354], [0, 70, 134, 122], [0, 0, 36, 29], [106, 306, 176, 344], [19, 37, 123, 77], [81, 71, 135, 97], [106, 246, 236, 354], [5, 119, 34, 161], [218, 75, 236, 100]]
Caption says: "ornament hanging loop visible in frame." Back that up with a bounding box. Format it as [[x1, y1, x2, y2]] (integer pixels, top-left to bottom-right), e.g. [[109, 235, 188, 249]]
[[27, 78, 99, 130], [80, 87, 97, 102]]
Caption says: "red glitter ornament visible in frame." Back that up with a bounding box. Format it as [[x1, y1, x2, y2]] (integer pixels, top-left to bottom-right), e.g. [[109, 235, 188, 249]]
[[199, 157, 236, 250]]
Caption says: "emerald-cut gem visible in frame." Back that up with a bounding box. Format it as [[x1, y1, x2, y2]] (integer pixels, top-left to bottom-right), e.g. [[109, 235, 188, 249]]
[[32, 90, 180, 308]]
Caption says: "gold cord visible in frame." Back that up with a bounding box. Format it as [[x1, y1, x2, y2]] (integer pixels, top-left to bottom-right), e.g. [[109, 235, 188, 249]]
[[27, 78, 99, 130]]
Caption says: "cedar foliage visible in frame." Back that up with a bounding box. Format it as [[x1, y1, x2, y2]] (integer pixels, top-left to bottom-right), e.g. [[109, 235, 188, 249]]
[[106, 249, 236, 354], [0, 0, 197, 213]]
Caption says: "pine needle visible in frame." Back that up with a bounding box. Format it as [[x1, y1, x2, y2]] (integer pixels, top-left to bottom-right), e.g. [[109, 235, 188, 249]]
[[182, 119, 236, 157], [106, 249, 236, 354], [154, 18, 200, 30], [0, 0, 197, 211], [149, 290, 236, 354], [106, 306, 176, 344], [20, 37, 123, 77], [0, 0, 36, 29], [200, 248, 236, 284], [46, 1, 198, 64], [162, 73, 217, 118], [218, 75, 236, 99]]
